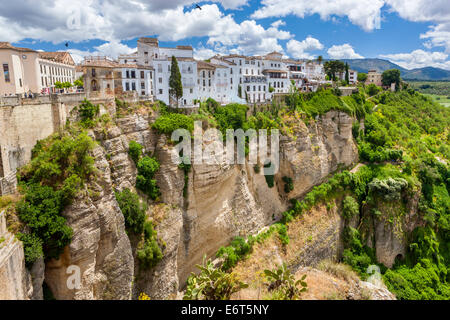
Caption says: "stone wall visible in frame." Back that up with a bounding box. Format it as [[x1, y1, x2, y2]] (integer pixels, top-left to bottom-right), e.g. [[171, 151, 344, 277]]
[[0, 210, 32, 300], [0, 93, 86, 195]]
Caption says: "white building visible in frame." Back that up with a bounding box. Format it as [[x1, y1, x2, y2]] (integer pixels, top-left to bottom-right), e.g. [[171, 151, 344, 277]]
[[113, 37, 328, 107]]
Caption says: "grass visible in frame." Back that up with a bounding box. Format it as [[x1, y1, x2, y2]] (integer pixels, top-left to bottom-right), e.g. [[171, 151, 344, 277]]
[[423, 94, 450, 107]]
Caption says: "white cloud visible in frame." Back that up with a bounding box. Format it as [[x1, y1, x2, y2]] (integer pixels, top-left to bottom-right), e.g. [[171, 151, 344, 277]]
[[327, 44, 364, 59], [421, 23, 450, 53], [0, 1, 290, 58], [380, 49, 450, 70], [207, 19, 293, 55], [193, 46, 218, 60], [271, 20, 286, 28], [286, 37, 324, 59], [251, 0, 384, 31], [66, 41, 136, 64]]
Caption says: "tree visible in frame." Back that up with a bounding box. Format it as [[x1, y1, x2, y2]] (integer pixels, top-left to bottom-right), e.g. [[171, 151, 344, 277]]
[[324, 60, 345, 81], [317, 55, 323, 64], [382, 69, 401, 89], [357, 73, 368, 83], [345, 63, 350, 85], [74, 77, 84, 88], [169, 56, 183, 107]]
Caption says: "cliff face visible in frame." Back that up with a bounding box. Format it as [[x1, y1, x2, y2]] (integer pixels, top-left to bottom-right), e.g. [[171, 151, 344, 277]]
[[33, 107, 359, 299]]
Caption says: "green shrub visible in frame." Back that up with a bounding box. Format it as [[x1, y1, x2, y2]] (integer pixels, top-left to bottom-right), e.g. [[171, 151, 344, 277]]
[[282, 176, 294, 193], [184, 257, 248, 300], [115, 188, 147, 234], [342, 196, 359, 220], [128, 141, 143, 164], [17, 233, 44, 268], [367, 84, 380, 96], [137, 238, 163, 269], [264, 264, 307, 300], [136, 156, 160, 200], [17, 184, 73, 262], [216, 236, 255, 271], [78, 99, 99, 127], [153, 113, 194, 134]]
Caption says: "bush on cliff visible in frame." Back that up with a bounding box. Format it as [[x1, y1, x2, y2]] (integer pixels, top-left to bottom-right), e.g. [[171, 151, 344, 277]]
[[16, 130, 95, 266], [115, 188, 147, 235], [152, 113, 194, 134], [136, 221, 163, 270], [136, 156, 160, 200], [128, 140, 143, 164]]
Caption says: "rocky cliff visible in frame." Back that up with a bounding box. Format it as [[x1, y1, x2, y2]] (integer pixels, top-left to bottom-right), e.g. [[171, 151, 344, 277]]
[[2, 105, 362, 300]]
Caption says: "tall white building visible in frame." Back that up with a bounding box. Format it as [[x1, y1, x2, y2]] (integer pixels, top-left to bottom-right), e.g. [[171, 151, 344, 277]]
[[114, 37, 327, 107]]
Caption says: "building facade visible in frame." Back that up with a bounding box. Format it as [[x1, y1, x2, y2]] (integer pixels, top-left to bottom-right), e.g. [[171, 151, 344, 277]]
[[0, 42, 76, 96], [366, 70, 382, 86]]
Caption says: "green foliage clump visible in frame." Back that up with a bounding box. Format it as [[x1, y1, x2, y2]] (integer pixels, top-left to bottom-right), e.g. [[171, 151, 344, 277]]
[[136, 156, 160, 200], [368, 177, 408, 201], [342, 227, 378, 279], [16, 233, 43, 268], [264, 264, 307, 300], [128, 141, 143, 164], [213, 103, 249, 133], [342, 196, 359, 220], [17, 130, 95, 266], [282, 176, 294, 193], [78, 99, 100, 127], [152, 113, 194, 134], [115, 188, 147, 234], [16, 184, 73, 262], [136, 220, 163, 270], [216, 236, 255, 271], [184, 256, 248, 300], [366, 83, 381, 96]]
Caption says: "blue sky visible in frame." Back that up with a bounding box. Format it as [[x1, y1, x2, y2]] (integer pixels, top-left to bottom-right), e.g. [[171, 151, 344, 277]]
[[2, 0, 450, 70]]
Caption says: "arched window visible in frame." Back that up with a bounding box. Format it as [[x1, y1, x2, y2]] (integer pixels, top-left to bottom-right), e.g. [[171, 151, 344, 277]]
[[91, 79, 98, 91]]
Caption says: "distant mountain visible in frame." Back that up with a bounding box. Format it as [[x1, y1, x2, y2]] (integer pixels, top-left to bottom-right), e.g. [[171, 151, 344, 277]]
[[340, 58, 450, 81]]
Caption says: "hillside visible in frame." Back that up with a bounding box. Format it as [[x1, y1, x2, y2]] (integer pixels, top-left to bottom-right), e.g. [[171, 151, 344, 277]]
[[341, 58, 450, 80], [1, 88, 449, 301]]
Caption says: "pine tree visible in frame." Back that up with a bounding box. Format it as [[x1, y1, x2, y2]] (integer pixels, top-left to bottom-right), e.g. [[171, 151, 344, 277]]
[[169, 56, 183, 108]]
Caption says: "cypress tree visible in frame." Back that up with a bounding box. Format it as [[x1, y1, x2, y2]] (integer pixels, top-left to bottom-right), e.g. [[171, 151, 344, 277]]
[[345, 63, 350, 84], [169, 56, 183, 108]]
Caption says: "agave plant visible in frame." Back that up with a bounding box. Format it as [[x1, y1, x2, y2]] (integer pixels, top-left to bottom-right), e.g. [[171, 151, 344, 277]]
[[184, 256, 248, 300], [264, 263, 307, 300]]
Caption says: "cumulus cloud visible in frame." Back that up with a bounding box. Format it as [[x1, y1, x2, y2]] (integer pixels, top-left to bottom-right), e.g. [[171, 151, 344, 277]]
[[327, 44, 364, 59], [0, 1, 290, 58], [66, 41, 136, 63], [286, 37, 324, 59], [385, 0, 450, 52], [251, 0, 384, 31], [380, 49, 450, 70]]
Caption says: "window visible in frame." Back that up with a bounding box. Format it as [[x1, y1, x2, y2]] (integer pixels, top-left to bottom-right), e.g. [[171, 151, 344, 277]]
[[92, 68, 96, 77], [132, 82, 136, 91], [125, 82, 130, 91], [190, 88, 193, 94], [126, 70, 130, 78], [3, 64, 10, 82], [247, 86, 250, 91], [19, 79, 22, 87], [209, 79, 211, 87], [141, 82, 145, 89], [158, 77, 162, 84], [159, 89, 163, 94], [131, 71, 136, 79], [142, 91, 145, 96], [203, 79, 205, 86], [141, 71, 145, 78]]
